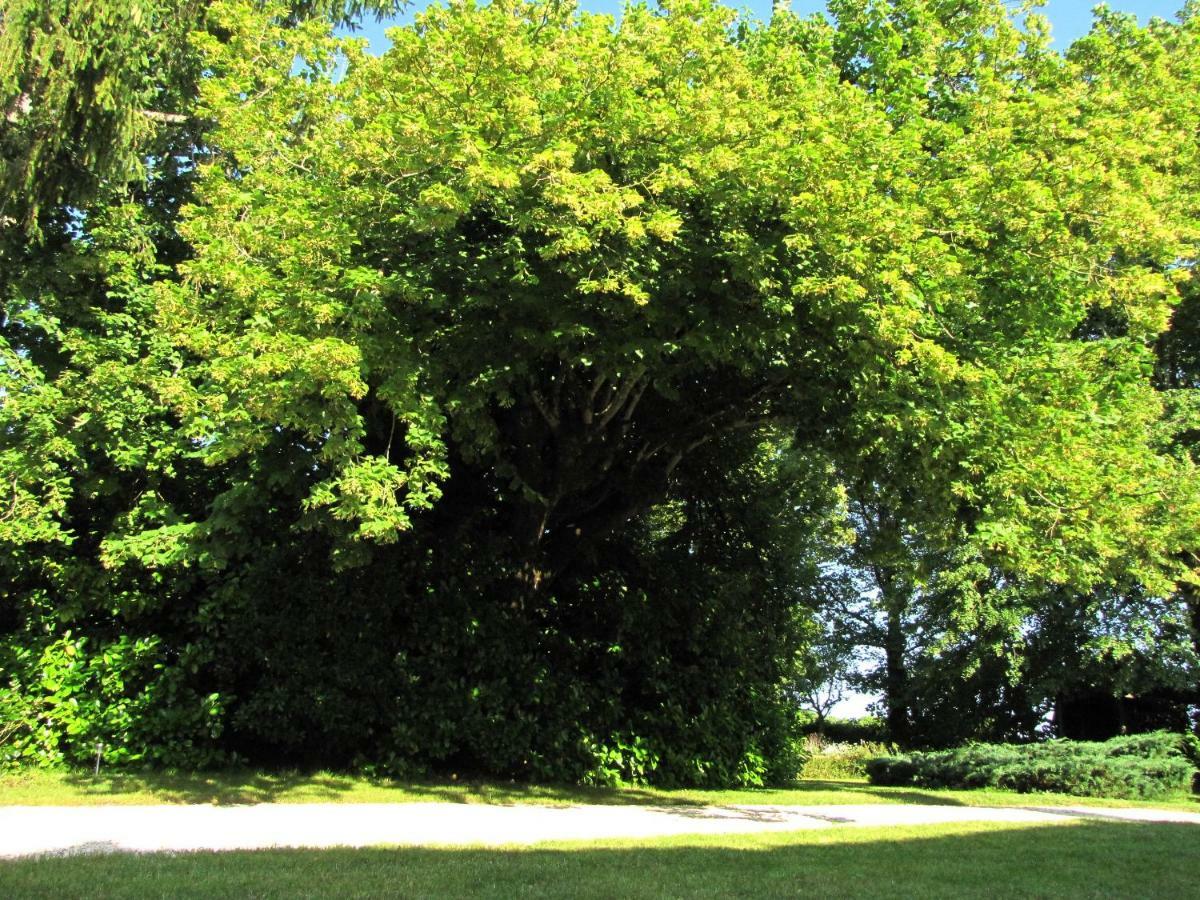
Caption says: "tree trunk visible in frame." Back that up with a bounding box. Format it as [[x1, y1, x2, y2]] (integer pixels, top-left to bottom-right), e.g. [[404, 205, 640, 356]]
[[1185, 580, 1200, 716], [1185, 580, 1200, 661], [882, 576, 911, 747]]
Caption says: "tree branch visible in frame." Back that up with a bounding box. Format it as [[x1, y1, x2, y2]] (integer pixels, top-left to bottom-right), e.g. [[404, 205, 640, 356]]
[[582, 372, 607, 425], [596, 368, 647, 430], [530, 388, 560, 430], [141, 109, 189, 125]]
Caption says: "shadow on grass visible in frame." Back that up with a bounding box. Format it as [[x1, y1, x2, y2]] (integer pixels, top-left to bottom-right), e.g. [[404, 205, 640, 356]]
[[57, 770, 359, 806], [51, 770, 702, 808], [746, 779, 1200, 809], [39, 771, 1197, 810], [3, 821, 1196, 899]]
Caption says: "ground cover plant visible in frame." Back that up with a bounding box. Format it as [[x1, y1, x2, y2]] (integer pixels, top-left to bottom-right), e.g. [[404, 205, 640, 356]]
[[2, 821, 1198, 899], [2, 0, 1199, 785], [867, 731, 1200, 800]]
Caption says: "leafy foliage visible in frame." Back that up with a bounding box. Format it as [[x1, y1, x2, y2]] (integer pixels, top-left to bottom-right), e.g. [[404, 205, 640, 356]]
[[1, 0, 1198, 783], [867, 732, 1200, 799], [0, 632, 226, 769]]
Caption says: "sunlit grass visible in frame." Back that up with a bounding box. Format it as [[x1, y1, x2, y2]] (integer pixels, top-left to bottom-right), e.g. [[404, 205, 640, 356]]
[[2, 768, 1196, 811], [2, 820, 1196, 898]]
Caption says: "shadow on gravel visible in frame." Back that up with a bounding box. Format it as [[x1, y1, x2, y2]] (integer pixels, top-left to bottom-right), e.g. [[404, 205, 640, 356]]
[[650, 805, 793, 823], [390, 781, 705, 808]]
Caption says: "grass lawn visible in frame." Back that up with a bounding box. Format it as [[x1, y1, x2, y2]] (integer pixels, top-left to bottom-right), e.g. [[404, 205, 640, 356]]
[[2, 768, 1197, 811], [2, 820, 1196, 898]]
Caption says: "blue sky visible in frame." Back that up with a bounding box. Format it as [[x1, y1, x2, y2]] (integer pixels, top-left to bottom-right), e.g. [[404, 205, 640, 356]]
[[350, 1, 1189, 54]]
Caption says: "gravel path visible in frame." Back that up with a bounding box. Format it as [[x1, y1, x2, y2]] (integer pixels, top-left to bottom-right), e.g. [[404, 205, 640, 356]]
[[1, 802, 1197, 858]]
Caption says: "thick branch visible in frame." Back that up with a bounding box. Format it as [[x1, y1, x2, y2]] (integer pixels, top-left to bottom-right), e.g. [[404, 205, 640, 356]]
[[595, 367, 647, 429], [582, 373, 607, 425], [530, 388, 559, 429], [141, 109, 189, 125]]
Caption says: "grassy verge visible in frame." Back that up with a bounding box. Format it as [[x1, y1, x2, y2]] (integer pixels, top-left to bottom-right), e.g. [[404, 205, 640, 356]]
[[1, 768, 1197, 810], [2, 820, 1196, 898]]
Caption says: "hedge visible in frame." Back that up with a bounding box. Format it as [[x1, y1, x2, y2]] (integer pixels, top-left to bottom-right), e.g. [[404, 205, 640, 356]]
[[866, 731, 1200, 800]]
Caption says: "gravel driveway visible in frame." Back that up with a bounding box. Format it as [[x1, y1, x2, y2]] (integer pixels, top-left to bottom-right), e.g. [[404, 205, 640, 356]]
[[2, 802, 1197, 858]]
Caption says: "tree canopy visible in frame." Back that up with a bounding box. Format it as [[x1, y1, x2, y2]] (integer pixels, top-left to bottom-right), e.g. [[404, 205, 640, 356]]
[[2, 0, 1198, 780]]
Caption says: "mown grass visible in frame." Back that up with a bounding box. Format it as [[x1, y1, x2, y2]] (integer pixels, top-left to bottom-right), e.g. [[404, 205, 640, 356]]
[[2, 768, 1197, 811], [2, 820, 1196, 898]]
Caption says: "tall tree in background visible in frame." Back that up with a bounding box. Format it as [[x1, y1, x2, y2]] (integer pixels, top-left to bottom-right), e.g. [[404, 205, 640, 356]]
[[0, 0, 409, 769], [812, 0, 1200, 744]]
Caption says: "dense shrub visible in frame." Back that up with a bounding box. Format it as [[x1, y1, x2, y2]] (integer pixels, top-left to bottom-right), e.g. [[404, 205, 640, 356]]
[[0, 437, 817, 787], [866, 732, 1199, 799], [0, 634, 226, 771]]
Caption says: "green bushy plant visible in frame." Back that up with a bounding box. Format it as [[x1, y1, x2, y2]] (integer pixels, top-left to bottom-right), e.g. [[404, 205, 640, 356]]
[[580, 733, 661, 788], [770, 732, 816, 786], [865, 754, 919, 787], [0, 633, 226, 771], [1103, 731, 1200, 765], [866, 732, 1198, 799]]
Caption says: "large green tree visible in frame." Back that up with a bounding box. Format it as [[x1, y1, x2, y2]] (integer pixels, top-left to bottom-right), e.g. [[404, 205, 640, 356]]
[[165, 0, 1197, 578], [2, 0, 1198, 777]]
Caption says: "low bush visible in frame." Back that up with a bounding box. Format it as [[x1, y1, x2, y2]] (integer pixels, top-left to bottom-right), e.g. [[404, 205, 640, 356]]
[[865, 731, 1199, 800]]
